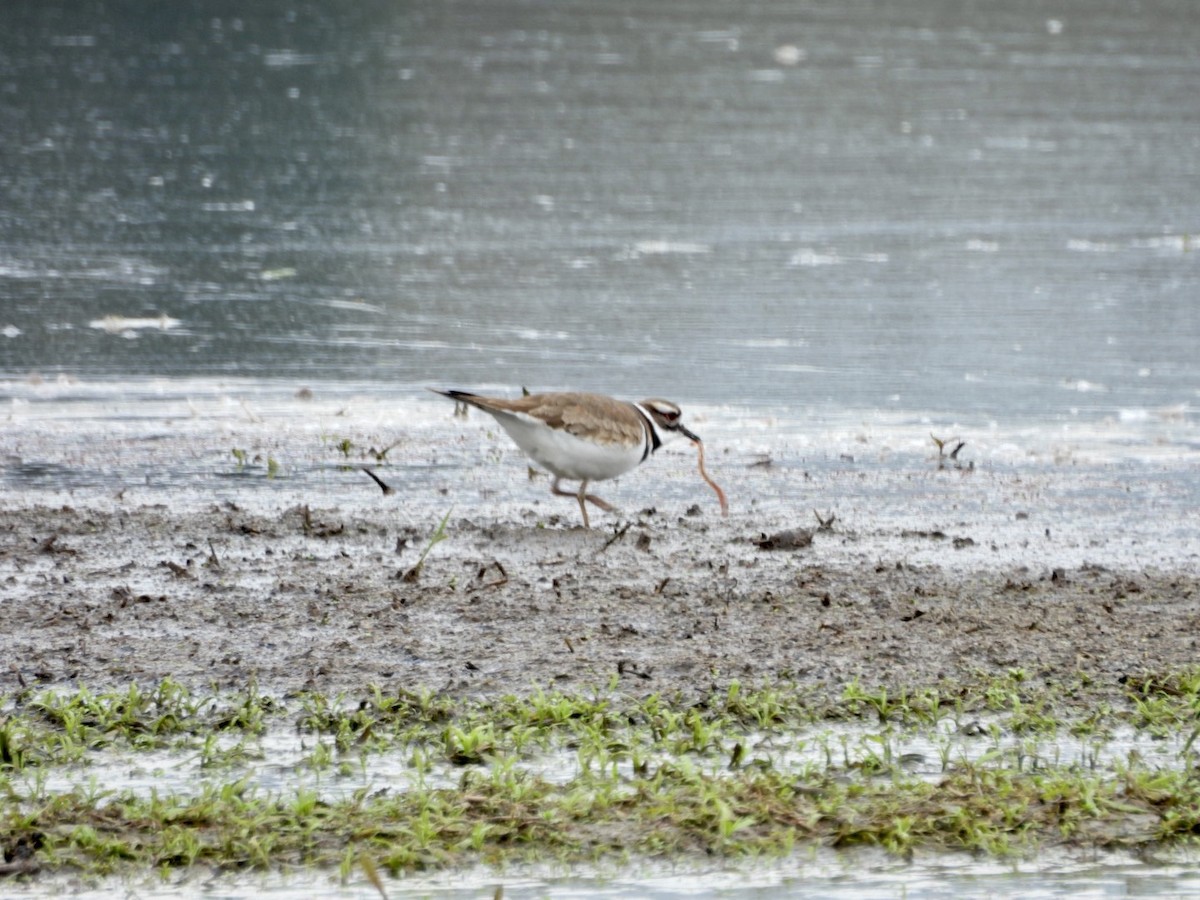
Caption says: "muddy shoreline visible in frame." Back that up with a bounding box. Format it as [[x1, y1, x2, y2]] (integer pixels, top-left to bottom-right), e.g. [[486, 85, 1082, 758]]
[[5, 500, 1198, 706]]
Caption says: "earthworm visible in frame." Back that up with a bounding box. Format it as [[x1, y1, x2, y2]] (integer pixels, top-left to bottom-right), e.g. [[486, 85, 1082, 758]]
[[694, 440, 729, 517]]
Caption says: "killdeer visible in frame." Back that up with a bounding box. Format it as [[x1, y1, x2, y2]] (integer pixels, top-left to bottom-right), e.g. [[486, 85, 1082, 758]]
[[429, 389, 702, 527]]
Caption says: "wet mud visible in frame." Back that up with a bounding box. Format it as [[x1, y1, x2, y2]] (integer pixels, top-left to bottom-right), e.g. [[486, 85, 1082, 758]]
[[4, 500, 1198, 706]]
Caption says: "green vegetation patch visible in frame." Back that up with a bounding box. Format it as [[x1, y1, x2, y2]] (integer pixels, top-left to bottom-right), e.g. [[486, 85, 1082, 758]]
[[1, 669, 1199, 879]]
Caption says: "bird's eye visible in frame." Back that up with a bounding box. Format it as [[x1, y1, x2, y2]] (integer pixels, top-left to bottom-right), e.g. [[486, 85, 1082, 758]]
[[645, 400, 681, 422]]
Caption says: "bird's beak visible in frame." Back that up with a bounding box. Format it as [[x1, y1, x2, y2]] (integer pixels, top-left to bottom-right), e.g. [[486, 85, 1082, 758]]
[[678, 424, 702, 444]]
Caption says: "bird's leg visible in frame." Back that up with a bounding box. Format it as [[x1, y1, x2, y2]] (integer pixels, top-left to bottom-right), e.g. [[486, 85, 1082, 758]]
[[575, 481, 591, 529], [550, 476, 574, 501], [551, 477, 616, 528], [582, 491, 615, 512], [551, 476, 590, 527]]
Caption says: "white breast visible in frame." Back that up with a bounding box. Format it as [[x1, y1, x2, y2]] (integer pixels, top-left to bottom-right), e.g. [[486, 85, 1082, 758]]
[[492, 412, 646, 482]]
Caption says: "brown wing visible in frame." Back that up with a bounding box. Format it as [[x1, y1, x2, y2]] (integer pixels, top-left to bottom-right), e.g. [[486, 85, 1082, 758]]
[[432, 390, 645, 448], [547, 393, 645, 447]]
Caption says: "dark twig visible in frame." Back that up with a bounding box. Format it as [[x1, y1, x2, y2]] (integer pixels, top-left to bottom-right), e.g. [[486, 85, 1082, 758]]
[[598, 522, 631, 553], [362, 466, 395, 496]]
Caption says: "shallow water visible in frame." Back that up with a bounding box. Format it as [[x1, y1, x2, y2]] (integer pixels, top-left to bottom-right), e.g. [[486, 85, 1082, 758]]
[[1, 0, 1198, 419], [11, 852, 1200, 900], [20, 716, 1192, 806]]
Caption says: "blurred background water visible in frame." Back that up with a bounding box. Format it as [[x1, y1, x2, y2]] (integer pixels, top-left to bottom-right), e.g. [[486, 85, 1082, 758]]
[[1, 0, 1197, 421]]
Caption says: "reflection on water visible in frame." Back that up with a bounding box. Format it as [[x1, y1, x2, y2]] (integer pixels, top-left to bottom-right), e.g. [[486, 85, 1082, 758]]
[[1, 1, 1198, 418]]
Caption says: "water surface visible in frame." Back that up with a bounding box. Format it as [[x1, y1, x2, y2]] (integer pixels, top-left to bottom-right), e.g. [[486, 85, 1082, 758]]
[[2, 0, 1198, 420]]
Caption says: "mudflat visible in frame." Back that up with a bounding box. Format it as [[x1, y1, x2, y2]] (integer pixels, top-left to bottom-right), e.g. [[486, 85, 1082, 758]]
[[5, 499, 1197, 707]]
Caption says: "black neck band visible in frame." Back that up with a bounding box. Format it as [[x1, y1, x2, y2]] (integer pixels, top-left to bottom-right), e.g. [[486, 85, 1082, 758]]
[[633, 405, 663, 462]]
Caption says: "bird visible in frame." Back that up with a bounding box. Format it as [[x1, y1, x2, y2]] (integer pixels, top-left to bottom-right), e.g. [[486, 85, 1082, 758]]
[[429, 388, 702, 527]]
